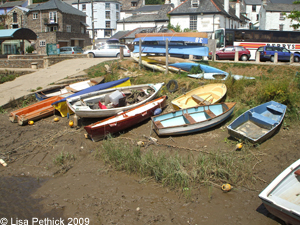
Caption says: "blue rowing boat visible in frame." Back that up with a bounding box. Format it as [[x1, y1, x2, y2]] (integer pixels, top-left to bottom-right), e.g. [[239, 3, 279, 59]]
[[227, 101, 287, 143], [151, 102, 236, 136]]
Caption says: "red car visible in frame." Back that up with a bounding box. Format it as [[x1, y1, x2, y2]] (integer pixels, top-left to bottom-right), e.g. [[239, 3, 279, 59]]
[[215, 46, 251, 61]]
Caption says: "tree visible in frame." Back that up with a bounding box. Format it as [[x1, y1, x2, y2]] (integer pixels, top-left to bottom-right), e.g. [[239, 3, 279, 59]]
[[286, 1, 300, 29]]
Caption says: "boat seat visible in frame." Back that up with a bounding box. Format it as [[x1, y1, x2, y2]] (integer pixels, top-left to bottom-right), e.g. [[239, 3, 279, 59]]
[[183, 113, 196, 124], [266, 105, 285, 114], [294, 169, 300, 176], [154, 121, 164, 129], [191, 95, 211, 105], [204, 109, 216, 118], [251, 112, 277, 126]]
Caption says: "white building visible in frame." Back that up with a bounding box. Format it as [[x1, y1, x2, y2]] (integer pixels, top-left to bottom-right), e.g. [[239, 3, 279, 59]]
[[259, 3, 300, 31], [72, 0, 121, 39], [168, 0, 247, 36], [241, 0, 262, 29]]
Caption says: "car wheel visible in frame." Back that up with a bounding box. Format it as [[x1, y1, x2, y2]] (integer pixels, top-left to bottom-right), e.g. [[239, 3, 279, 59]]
[[116, 53, 120, 58], [270, 56, 274, 62], [216, 55, 219, 60], [240, 55, 248, 61], [88, 52, 95, 58], [294, 56, 300, 62]]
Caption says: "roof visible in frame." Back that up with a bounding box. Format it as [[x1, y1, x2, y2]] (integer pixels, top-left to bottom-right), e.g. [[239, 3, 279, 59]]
[[71, 0, 120, 3], [110, 30, 131, 39], [10, 6, 30, 12], [29, 0, 86, 16], [0, 0, 26, 8], [0, 28, 37, 40], [122, 4, 172, 22], [264, 3, 300, 11], [168, 0, 241, 21], [269, 0, 295, 3], [132, 5, 162, 12], [244, 0, 262, 5]]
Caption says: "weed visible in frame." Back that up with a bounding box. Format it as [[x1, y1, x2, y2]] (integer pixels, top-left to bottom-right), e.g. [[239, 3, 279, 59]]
[[0, 107, 6, 114], [36, 87, 42, 90], [53, 151, 75, 166], [21, 99, 30, 108]]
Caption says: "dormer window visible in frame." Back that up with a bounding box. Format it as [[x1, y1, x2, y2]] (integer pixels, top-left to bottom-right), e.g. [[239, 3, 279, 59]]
[[191, 0, 199, 7], [131, 1, 137, 7], [49, 11, 57, 23]]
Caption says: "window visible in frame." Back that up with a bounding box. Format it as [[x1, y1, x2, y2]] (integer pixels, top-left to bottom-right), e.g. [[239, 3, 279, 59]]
[[66, 25, 71, 32], [256, 14, 259, 21], [252, 5, 256, 12], [104, 30, 111, 37], [12, 24, 18, 28], [106, 21, 110, 28], [280, 12, 285, 20], [46, 26, 57, 32], [40, 40, 46, 47], [82, 4, 86, 11], [279, 24, 284, 31], [131, 1, 137, 7], [106, 11, 110, 19], [105, 3, 110, 9], [49, 11, 57, 23], [116, 12, 120, 20], [81, 26, 85, 34], [13, 12, 17, 23], [33, 13, 38, 19], [190, 15, 197, 30], [116, 4, 119, 10], [191, 0, 198, 7]]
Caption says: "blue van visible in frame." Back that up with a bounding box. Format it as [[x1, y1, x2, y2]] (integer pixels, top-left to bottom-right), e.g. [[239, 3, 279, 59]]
[[257, 46, 300, 62]]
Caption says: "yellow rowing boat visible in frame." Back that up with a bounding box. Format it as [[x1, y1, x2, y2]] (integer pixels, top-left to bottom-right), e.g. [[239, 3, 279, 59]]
[[171, 83, 227, 110]]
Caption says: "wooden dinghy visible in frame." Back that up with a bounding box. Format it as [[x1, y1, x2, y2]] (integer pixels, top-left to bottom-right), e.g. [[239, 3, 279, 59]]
[[227, 101, 286, 143], [35, 77, 104, 101], [259, 159, 300, 225], [9, 96, 63, 125], [151, 102, 236, 136], [85, 96, 167, 142], [171, 83, 227, 110], [66, 83, 164, 118]]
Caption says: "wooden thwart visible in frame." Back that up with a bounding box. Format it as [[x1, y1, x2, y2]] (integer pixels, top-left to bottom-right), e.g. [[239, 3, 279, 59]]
[[204, 109, 216, 118], [191, 94, 211, 105], [183, 113, 196, 124]]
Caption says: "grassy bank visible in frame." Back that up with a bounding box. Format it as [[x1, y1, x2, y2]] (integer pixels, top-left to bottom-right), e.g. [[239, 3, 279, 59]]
[[85, 59, 300, 191]]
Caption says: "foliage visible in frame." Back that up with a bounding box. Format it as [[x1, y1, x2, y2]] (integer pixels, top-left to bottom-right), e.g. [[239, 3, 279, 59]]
[[167, 23, 182, 32], [284, 1, 300, 29], [145, 0, 164, 4], [26, 46, 35, 54], [53, 151, 75, 166]]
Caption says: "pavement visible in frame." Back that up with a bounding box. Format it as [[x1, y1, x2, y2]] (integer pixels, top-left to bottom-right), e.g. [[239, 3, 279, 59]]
[[0, 57, 114, 107]]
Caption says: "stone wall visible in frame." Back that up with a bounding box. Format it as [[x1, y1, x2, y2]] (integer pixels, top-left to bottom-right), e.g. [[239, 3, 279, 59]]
[[0, 54, 88, 69], [5, 7, 27, 29]]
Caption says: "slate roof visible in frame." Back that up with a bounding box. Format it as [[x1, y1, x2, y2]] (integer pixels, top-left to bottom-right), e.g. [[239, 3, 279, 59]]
[[29, 0, 86, 16], [269, 0, 296, 3], [120, 4, 172, 22], [244, 0, 262, 5], [168, 0, 241, 21], [0, 1, 26, 8], [118, 0, 143, 11], [12, 6, 30, 12], [132, 5, 162, 12], [264, 3, 300, 11], [70, 0, 120, 4]]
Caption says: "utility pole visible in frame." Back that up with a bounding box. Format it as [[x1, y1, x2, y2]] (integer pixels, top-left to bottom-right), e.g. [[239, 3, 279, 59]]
[[91, 0, 95, 49]]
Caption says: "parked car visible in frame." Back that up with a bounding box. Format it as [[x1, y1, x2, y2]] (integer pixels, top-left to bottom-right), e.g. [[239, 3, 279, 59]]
[[215, 46, 251, 61], [59, 46, 83, 55], [256, 46, 300, 62], [84, 44, 130, 58]]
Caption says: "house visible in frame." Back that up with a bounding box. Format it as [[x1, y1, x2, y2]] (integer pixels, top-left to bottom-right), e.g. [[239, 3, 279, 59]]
[[26, 0, 90, 54], [118, 0, 144, 19], [72, 0, 121, 40], [168, 0, 247, 36], [259, 2, 300, 30], [5, 6, 29, 29], [239, 0, 262, 29], [117, 4, 173, 32], [0, 0, 29, 15]]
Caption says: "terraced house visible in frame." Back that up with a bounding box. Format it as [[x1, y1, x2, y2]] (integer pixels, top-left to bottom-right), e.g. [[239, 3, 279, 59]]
[[26, 0, 90, 54]]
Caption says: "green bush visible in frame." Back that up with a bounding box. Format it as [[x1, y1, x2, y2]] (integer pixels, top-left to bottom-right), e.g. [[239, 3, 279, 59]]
[[26, 46, 35, 54]]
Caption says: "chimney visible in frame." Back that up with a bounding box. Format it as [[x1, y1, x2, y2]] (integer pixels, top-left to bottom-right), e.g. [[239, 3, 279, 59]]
[[224, 0, 229, 13], [236, 0, 240, 18], [28, 0, 32, 6], [262, 0, 267, 6], [143, 0, 145, 5]]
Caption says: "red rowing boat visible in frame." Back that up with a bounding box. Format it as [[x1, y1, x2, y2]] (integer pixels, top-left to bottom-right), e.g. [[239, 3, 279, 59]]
[[84, 96, 167, 141]]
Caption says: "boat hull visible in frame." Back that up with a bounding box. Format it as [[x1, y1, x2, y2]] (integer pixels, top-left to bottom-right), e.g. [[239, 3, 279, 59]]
[[67, 83, 164, 118], [259, 159, 300, 224], [227, 101, 286, 143], [171, 83, 227, 110], [85, 96, 167, 141], [152, 102, 235, 136], [9, 96, 63, 125]]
